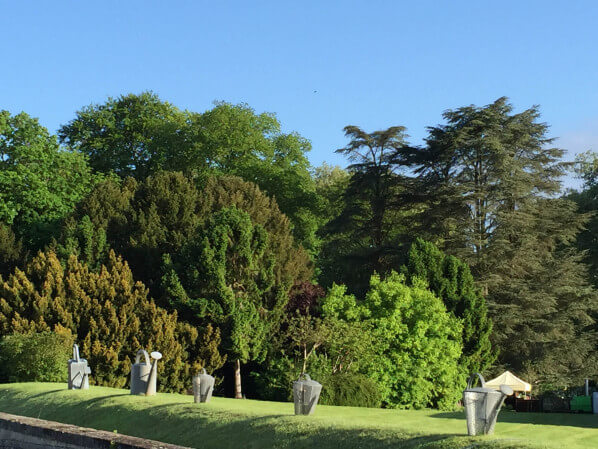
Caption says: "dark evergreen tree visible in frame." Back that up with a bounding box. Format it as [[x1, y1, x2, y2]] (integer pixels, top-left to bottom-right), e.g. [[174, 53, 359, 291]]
[[161, 207, 280, 399], [0, 224, 23, 277], [570, 151, 598, 286], [402, 239, 495, 374], [411, 98, 598, 384], [320, 126, 412, 295]]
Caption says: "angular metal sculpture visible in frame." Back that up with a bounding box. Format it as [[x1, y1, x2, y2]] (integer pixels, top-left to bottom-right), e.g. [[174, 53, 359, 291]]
[[463, 373, 513, 436], [293, 373, 322, 415], [130, 349, 162, 396], [192, 369, 215, 403], [67, 344, 91, 390]]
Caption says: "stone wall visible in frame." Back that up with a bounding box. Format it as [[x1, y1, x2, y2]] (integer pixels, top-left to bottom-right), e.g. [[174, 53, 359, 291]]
[[0, 412, 190, 449]]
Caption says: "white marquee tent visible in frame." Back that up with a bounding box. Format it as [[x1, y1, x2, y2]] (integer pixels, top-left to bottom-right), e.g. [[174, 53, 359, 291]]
[[484, 371, 531, 393]]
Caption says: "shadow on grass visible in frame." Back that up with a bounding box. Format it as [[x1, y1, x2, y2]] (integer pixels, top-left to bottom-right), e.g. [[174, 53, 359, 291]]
[[430, 410, 598, 429], [0, 387, 533, 449], [24, 389, 65, 400]]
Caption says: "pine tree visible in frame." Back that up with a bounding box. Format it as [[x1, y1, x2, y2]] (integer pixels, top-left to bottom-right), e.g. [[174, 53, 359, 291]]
[[320, 126, 412, 295], [402, 239, 495, 374], [412, 98, 598, 384]]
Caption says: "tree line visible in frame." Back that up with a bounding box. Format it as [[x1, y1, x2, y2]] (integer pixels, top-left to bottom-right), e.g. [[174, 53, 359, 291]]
[[0, 93, 596, 408]]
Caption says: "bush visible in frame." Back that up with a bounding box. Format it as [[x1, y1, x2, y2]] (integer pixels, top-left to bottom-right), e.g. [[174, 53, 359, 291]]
[[321, 273, 466, 410], [0, 250, 225, 392], [0, 332, 73, 383], [320, 373, 382, 408]]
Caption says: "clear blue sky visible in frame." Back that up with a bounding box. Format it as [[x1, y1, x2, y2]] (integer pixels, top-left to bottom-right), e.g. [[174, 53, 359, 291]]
[[1, 1, 597, 188]]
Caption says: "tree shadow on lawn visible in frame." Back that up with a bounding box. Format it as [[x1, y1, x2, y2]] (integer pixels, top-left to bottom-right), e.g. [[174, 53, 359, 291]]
[[20, 389, 65, 401], [430, 410, 598, 429], [0, 388, 474, 449]]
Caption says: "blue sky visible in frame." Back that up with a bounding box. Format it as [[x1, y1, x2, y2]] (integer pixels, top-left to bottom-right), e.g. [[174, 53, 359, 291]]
[[1, 1, 596, 189]]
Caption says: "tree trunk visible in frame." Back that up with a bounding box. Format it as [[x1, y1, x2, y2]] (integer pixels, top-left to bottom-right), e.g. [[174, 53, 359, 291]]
[[234, 359, 243, 399]]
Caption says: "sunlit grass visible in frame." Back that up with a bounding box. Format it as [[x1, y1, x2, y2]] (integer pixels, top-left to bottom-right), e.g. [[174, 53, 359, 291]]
[[0, 383, 595, 448]]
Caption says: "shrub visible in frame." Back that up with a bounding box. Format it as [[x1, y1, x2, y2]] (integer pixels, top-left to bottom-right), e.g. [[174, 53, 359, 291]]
[[0, 250, 225, 392], [0, 332, 73, 383], [319, 373, 382, 408], [321, 273, 466, 410]]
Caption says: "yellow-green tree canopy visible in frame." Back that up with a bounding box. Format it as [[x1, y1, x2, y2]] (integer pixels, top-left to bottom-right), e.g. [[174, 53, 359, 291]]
[[0, 250, 225, 392]]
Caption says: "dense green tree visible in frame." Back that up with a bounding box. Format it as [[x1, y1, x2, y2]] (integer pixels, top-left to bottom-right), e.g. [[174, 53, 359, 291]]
[[58, 92, 195, 179], [402, 239, 495, 374], [0, 110, 101, 248], [322, 273, 464, 410], [0, 332, 73, 383], [486, 197, 598, 386], [59, 94, 319, 250], [60, 173, 310, 303], [0, 224, 23, 277], [161, 207, 280, 398], [412, 97, 598, 384], [195, 103, 320, 251], [199, 176, 312, 289], [413, 97, 564, 274], [570, 151, 598, 285], [313, 163, 350, 224], [320, 126, 412, 294], [0, 250, 225, 391]]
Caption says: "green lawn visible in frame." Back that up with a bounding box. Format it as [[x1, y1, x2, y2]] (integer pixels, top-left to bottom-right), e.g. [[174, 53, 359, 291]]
[[0, 383, 595, 449]]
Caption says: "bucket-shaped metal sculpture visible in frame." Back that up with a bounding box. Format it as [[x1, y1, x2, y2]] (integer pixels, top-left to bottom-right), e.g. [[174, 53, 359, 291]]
[[130, 349, 161, 395], [463, 373, 513, 436], [292, 373, 322, 415], [67, 343, 91, 390], [192, 369, 215, 403]]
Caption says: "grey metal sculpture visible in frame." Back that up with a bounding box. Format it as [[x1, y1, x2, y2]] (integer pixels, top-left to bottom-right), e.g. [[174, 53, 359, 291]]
[[292, 373, 322, 415], [130, 349, 162, 396], [192, 369, 215, 403], [463, 373, 513, 436], [67, 344, 91, 390]]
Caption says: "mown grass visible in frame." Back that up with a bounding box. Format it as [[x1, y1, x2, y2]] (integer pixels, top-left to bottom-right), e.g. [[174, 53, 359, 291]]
[[0, 383, 595, 449]]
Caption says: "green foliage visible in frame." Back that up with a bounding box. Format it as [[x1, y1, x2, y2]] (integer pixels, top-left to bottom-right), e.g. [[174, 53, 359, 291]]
[[0, 223, 23, 277], [196, 103, 320, 252], [58, 92, 195, 179], [162, 207, 277, 365], [320, 126, 412, 295], [54, 215, 109, 272], [0, 250, 224, 392], [322, 273, 465, 410], [410, 97, 598, 386], [61, 173, 310, 303], [319, 372, 382, 408], [59, 94, 320, 250], [486, 198, 598, 386], [570, 151, 598, 286], [199, 176, 312, 289], [402, 239, 496, 374], [0, 332, 73, 383], [0, 110, 101, 248]]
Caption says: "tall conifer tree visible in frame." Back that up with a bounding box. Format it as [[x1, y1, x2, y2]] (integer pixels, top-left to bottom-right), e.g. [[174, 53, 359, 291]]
[[403, 239, 495, 374], [411, 98, 598, 384]]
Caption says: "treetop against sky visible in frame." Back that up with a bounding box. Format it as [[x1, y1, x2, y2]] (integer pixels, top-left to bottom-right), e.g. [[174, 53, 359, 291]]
[[1, 0, 596, 188]]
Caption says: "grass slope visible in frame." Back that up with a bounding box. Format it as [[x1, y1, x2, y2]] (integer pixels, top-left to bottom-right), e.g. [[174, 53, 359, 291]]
[[0, 383, 596, 449]]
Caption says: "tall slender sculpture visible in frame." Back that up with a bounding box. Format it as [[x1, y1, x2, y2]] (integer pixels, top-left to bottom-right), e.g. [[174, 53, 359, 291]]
[[67, 344, 91, 390]]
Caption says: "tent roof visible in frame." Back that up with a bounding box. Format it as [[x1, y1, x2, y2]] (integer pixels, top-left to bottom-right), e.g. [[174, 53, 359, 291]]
[[484, 371, 531, 392]]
